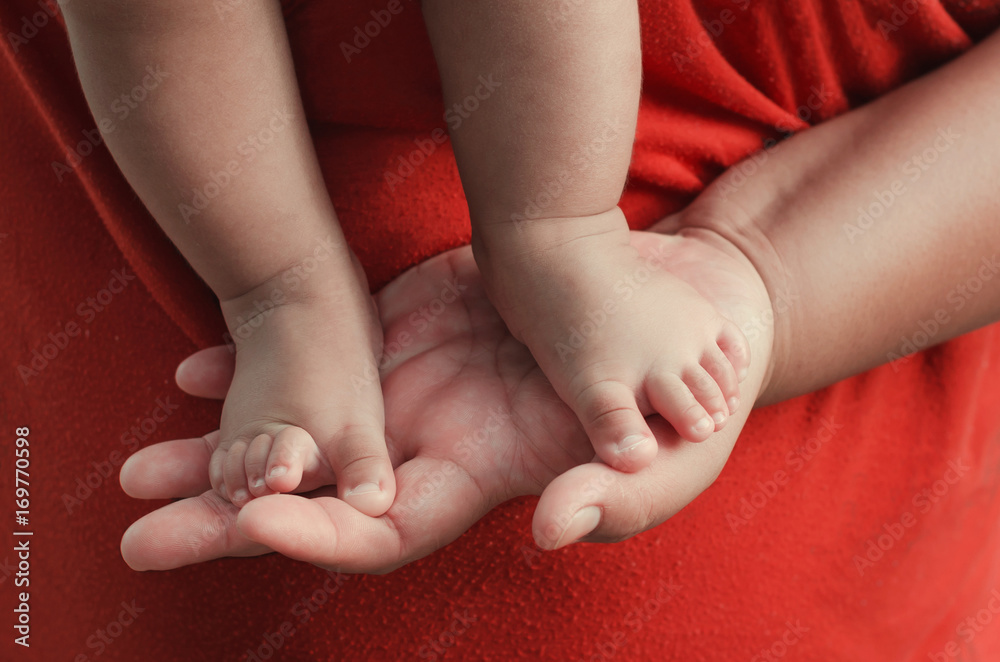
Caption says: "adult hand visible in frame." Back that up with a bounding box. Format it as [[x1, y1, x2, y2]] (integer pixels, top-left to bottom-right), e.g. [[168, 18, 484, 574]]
[[120, 221, 775, 572]]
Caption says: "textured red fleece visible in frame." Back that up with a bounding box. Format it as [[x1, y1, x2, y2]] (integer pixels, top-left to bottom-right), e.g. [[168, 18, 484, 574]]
[[3, 1, 1000, 660]]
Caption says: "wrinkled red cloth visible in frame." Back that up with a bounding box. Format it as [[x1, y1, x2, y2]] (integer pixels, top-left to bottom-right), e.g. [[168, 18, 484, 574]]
[[3, 0, 1000, 660]]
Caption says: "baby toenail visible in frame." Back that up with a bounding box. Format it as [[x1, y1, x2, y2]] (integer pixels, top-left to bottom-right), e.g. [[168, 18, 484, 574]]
[[694, 417, 713, 432], [232, 489, 248, 503], [617, 435, 649, 454], [251, 478, 265, 489], [712, 412, 725, 425], [268, 466, 287, 479], [738, 368, 748, 381], [345, 482, 381, 496], [728, 397, 739, 413]]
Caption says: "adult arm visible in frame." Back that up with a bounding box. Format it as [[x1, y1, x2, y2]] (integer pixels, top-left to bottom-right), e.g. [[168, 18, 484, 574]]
[[681, 28, 1000, 406]]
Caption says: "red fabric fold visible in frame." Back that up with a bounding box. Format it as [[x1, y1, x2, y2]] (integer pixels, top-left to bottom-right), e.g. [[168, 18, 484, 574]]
[[2, 1, 999, 659]]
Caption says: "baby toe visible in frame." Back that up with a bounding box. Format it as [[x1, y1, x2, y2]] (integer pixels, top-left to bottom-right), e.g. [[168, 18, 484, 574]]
[[265, 426, 314, 494], [717, 320, 751, 383], [328, 424, 396, 518], [222, 438, 251, 506], [209, 446, 228, 500], [684, 366, 729, 432], [244, 433, 275, 497], [701, 346, 740, 416], [572, 380, 656, 472], [646, 371, 715, 442]]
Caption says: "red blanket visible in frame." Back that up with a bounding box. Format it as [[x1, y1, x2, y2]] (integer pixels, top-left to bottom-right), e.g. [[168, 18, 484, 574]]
[[3, 0, 1000, 659]]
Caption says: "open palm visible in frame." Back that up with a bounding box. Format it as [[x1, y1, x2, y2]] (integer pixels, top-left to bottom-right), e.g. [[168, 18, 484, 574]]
[[120, 222, 774, 573]]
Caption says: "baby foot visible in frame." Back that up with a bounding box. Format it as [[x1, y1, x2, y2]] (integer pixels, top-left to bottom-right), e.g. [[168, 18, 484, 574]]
[[475, 209, 750, 472], [210, 260, 396, 517]]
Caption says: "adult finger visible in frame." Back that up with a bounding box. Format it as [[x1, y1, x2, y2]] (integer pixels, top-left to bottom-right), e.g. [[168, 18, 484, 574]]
[[120, 432, 220, 499], [237, 454, 497, 574], [532, 413, 740, 549], [175, 346, 235, 399], [120, 488, 271, 570]]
